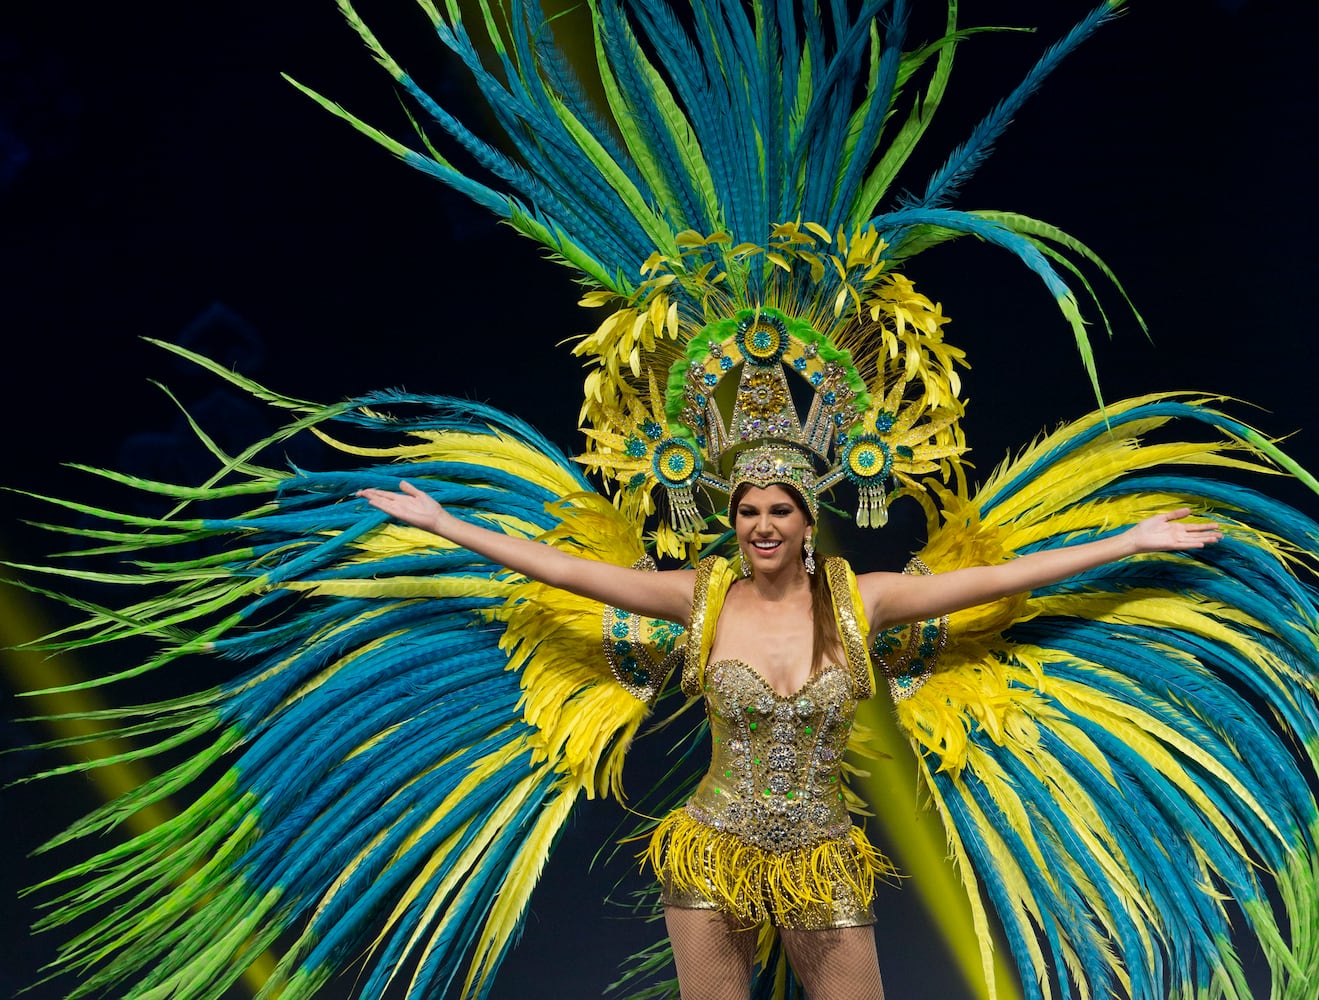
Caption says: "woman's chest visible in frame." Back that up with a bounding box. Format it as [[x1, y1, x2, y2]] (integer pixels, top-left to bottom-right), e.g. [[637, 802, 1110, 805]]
[[707, 592, 816, 689]]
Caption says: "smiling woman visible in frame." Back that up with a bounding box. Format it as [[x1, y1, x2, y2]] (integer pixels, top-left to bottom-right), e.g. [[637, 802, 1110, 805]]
[[5, 3, 1319, 1000], [354, 434, 1230, 1000]]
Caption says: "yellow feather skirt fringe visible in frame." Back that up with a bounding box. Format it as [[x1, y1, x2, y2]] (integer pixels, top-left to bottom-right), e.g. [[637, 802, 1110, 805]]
[[647, 809, 899, 928]]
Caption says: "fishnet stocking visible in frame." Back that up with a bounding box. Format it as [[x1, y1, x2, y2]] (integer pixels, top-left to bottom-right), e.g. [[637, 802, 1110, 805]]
[[664, 907, 885, 1000], [779, 925, 886, 1000], [664, 906, 757, 1000]]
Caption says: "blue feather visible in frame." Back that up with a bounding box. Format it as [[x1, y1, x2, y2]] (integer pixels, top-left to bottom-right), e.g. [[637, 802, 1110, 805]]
[[959, 762, 1100, 993], [826, 1, 909, 231], [932, 770, 1049, 1000], [874, 206, 1074, 299], [914, 3, 1120, 210]]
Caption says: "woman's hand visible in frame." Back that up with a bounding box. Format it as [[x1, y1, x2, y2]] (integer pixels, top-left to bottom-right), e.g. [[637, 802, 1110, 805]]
[[357, 481, 448, 536], [1124, 507, 1223, 554]]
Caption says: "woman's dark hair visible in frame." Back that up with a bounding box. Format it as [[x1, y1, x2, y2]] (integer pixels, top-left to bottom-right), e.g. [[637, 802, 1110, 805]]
[[729, 482, 840, 673]]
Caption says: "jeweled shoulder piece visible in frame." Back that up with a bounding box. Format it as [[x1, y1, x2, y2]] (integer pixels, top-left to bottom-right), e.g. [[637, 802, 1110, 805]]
[[871, 557, 946, 700], [602, 560, 685, 703]]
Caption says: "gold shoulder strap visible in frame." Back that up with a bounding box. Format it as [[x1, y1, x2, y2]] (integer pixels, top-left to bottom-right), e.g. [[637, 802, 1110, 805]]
[[680, 555, 735, 697], [825, 556, 876, 700]]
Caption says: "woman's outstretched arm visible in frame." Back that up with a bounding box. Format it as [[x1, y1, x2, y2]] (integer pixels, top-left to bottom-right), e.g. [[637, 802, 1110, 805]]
[[859, 508, 1222, 629], [358, 481, 695, 623]]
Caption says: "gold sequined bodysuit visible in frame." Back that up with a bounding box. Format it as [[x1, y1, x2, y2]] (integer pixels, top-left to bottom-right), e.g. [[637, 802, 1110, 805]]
[[647, 556, 893, 929], [686, 660, 855, 850]]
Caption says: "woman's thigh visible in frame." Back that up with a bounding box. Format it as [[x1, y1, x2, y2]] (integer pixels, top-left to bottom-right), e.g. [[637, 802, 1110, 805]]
[[778, 924, 885, 1000], [663, 905, 758, 1000]]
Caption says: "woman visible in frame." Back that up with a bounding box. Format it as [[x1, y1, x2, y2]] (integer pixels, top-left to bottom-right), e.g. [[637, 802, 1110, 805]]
[[358, 455, 1223, 1000]]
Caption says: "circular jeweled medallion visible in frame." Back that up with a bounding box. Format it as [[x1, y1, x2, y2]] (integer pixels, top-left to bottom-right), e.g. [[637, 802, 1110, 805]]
[[841, 434, 893, 485], [736, 313, 789, 365], [651, 437, 702, 488]]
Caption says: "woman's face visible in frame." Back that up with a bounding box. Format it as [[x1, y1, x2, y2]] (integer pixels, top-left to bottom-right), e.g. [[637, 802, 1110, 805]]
[[733, 484, 811, 576]]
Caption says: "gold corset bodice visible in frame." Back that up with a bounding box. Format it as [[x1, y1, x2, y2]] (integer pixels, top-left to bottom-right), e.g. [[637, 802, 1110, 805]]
[[685, 659, 857, 852]]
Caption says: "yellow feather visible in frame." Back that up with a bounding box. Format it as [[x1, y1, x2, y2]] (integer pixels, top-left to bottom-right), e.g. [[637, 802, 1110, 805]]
[[913, 761, 1016, 1000], [280, 577, 508, 600], [463, 778, 582, 997], [954, 786, 1056, 999], [374, 756, 549, 995]]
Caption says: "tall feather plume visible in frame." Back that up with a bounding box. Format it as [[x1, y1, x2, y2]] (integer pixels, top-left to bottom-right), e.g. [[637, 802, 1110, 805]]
[[297, 0, 1135, 396]]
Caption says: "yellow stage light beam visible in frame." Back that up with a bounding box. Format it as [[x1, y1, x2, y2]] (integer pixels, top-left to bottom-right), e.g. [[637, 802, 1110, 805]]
[[856, 696, 1024, 1000]]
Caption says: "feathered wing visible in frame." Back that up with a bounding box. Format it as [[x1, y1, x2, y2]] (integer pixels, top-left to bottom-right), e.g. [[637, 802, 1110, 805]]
[[862, 394, 1319, 1000], [10, 342, 678, 1000]]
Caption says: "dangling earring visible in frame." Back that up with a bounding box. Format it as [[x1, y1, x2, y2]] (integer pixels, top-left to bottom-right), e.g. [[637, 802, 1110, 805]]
[[740, 549, 751, 577], [803, 534, 816, 575]]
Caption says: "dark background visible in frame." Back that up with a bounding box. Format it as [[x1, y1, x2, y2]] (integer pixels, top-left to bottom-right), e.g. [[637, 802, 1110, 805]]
[[2, 1, 1316, 997]]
